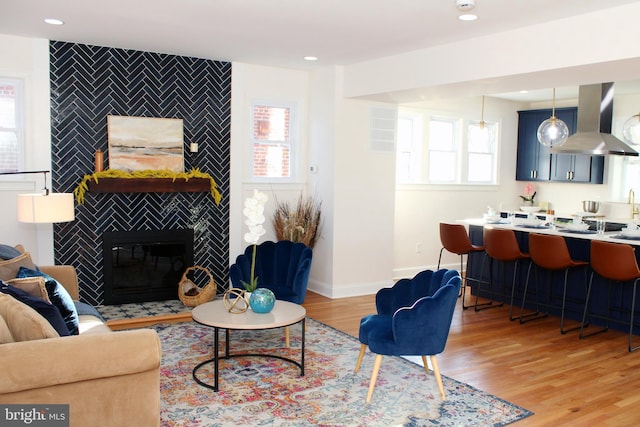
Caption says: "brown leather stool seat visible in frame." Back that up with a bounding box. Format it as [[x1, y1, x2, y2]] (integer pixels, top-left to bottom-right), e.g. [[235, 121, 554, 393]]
[[521, 233, 588, 333], [480, 227, 530, 318], [580, 240, 640, 352], [438, 222, 486, 309]]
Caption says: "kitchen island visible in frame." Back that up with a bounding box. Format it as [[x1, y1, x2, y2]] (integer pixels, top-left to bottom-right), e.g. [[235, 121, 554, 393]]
[[462, 218, 640, 335]]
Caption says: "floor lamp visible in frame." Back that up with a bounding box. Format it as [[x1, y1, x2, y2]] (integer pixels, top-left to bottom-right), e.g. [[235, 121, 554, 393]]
[[0, 170, 74, 223]]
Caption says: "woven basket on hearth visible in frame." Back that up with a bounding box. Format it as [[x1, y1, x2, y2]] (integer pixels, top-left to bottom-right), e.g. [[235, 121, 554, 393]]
[[178, 266, 216, 307]]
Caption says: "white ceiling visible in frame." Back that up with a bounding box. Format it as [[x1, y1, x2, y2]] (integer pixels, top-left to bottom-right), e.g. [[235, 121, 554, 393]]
[[1, 0, 639, 101]]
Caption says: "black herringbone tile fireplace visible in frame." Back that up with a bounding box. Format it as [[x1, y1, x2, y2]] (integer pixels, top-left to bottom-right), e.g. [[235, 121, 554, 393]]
[[49, 41, 231, 305]]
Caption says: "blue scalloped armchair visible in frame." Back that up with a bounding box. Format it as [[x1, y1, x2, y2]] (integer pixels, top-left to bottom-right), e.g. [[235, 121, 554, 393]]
[[229, 240, 313, 304], [354, 269, 461, 403]]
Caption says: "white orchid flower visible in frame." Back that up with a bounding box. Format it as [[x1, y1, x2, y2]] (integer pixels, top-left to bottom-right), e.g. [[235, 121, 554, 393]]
[[241, 189, 268, 292]]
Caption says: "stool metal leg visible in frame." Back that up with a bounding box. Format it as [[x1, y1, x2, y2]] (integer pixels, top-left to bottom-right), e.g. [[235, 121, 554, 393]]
[[463, 252, 489, 310], [517, 261, 548, 323], [474, 255, 504, 311], [581, 273, 610, 339], [629, 278, 640, 352], [560, 266, 589, 334]]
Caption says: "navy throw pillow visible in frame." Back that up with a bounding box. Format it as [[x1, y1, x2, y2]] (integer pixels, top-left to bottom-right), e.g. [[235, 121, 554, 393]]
[[0, 282, 70, 336], [17, 267, 80, 335]]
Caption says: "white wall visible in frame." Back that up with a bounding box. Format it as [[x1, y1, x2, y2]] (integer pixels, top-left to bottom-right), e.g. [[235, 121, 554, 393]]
[[0, 35, 53, 264], [329, 90, 396, 296]]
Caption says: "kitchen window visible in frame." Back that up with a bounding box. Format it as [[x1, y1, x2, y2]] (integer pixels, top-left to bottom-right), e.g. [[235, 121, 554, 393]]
[[396, 112, 422, 183], [395, 110, 499, 185], [250, 102, 296, 181], [427, 116, 460, 183], [0, 78, 24, 173], [466, 120, 498, 184]]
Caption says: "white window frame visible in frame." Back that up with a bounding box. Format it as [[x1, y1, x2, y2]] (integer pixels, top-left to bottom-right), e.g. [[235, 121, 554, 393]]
[[397, 109, 500, 186], [249, 101, 298, 183], [465, 119, 498, 185], [0, 77, 25, 173], [395, 111, 422, 183], [426, 115, 461, 184]]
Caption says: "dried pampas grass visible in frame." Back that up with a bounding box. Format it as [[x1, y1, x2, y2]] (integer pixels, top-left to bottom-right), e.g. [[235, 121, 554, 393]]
[[272, 193, 322, 249]]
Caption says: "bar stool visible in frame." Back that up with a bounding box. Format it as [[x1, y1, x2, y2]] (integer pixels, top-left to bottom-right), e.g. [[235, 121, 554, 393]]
[[580, 240, 640, 352], [521, 233, 588, 332], [480, 226, 530, 318], [438, 222, 486, 309]]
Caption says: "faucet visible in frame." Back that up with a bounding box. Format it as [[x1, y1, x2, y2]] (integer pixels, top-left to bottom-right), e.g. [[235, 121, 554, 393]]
[[629, 189, 639, 219]]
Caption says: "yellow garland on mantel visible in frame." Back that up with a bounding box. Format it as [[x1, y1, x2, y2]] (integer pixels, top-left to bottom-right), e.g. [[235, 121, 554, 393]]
[[73, 168, 222, 205]]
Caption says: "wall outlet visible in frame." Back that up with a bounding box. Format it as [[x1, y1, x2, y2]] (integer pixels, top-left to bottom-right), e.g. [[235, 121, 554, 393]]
[[415, 243, 422, 253], [190, 143, 199, 153]]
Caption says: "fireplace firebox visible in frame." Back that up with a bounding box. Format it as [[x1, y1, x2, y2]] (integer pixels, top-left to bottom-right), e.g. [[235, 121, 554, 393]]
[[102, 229, 194, 305]]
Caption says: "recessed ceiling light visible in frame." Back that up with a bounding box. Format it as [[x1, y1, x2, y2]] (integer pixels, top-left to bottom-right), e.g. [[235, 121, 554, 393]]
[[458, 14, 478, 21], [304, 56, 318, 61], [44, 18, 64, 25]]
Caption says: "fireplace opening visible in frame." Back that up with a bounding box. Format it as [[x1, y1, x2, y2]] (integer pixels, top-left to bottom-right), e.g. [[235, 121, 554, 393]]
[[102, 229, 194, 305]]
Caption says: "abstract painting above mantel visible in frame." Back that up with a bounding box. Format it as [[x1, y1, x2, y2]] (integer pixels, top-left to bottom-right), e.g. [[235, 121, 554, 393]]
[[107, 115, 184, 172]]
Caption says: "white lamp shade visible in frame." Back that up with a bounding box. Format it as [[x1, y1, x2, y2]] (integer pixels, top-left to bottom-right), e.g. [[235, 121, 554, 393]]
[[17, 193, 75, 223]]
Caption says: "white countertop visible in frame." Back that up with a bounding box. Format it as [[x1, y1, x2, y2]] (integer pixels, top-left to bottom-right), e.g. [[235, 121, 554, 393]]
[[461, 218, 640, 245]]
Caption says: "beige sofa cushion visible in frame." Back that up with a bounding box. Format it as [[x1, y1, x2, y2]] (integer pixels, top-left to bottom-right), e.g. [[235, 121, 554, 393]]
[[0, 314, 14, 343], [0, 293, 59, 343], [0, 252, 37, 281], [6, 276, 51, 303]]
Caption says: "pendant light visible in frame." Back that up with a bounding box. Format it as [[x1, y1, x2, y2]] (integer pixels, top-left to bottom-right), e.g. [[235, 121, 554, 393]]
[[622, 112, 640, 146], [472, 95, 490, 144], [537, 88, 569, 147]]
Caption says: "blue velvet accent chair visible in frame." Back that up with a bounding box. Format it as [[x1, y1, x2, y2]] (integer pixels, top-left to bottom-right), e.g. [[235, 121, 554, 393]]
[[229, 240, 313, 304], [354, 269, 461, 403]]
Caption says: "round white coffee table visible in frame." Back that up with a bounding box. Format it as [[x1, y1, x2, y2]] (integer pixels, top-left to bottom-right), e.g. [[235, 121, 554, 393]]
[[191, 299, 306, 392]]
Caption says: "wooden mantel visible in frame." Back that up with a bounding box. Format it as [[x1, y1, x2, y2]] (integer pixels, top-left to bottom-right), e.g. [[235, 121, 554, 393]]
[[86, 177, 211, 193]]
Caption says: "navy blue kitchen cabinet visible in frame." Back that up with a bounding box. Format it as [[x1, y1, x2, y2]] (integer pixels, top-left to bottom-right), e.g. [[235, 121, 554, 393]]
[[516, 109, 552, 181], [516, 107, 604, 184]]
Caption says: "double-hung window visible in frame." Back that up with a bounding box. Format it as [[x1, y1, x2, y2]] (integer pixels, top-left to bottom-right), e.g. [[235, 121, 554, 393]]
[[427, 117, 459, 183], [466, 120, 498, 183], [0, 78, 23, 173], [396, 112, 422, 183], [250, 103, 296, 181]]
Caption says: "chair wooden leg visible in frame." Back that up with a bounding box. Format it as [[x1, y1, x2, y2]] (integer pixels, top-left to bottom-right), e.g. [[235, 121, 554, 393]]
[[430, 355, 445, 400], [366, 354, 383, 403], [285, 326, 290, 348], [355, 344, 367, 373], [421, 355, 430, 374]]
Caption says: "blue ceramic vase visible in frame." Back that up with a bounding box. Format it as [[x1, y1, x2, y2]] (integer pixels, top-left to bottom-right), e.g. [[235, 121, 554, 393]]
[[249, 288, 276, 313]]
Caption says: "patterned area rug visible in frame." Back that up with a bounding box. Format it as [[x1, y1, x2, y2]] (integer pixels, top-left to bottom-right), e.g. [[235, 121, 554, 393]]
[[154, 319, 532, 426]]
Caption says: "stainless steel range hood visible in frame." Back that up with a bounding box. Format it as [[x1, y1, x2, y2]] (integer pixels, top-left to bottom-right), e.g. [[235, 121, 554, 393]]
[[551, 82, 639, 156]]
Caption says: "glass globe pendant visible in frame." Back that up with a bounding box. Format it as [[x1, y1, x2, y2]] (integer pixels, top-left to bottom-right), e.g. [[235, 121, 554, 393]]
[[537, 88, 569, 147], [622, 113, 640, 146]]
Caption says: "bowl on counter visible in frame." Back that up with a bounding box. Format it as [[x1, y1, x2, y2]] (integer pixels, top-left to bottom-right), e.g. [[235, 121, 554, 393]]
[[563, 222, 590, 231], [515, 217, 545, 227], [582, 200, 600, 213], [483, 213, 502, 223], [520, 206, 542, 213], [621, 227, 640, 237]]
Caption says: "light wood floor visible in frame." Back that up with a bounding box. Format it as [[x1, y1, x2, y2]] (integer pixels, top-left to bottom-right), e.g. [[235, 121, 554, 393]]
[[303, 290, 640, 427]]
